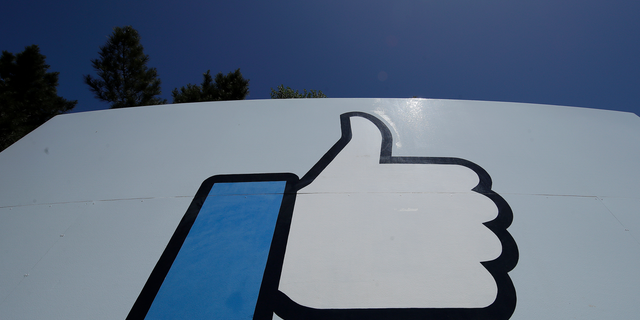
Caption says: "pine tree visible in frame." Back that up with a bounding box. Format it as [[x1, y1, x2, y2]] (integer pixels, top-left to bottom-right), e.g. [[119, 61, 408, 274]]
[[84, 26, 166, 108], [172, 69, 249, 103], [270, 84, 326, 99], [0, 45, 77, 151]]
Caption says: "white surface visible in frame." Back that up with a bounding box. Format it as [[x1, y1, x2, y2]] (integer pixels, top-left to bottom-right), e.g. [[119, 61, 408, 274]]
[[0, 99, 639, 319], [0, 198, 189, 320], [508, 195, 640, 319]]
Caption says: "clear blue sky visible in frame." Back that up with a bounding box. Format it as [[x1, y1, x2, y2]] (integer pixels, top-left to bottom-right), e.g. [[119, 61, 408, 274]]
[[2, 0, 639, 115]]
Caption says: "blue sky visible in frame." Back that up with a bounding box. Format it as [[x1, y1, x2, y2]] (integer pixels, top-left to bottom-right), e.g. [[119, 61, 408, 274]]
[[2, 0, 639, 115]]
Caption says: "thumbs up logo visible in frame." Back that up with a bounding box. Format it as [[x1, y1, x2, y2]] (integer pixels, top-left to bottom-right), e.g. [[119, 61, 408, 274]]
[[128, 112, 518, 320]]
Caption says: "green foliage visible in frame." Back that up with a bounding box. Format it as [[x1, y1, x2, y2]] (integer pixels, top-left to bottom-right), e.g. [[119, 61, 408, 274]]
[[270, 84, 327, 99], [84, 26, 166, 108], [0, 45, 77, 151], [172, 69, 249, 103]]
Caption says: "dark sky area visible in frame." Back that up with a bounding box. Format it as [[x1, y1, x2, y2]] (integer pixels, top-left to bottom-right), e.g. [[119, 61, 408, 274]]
[[2, 0, 639, 115]]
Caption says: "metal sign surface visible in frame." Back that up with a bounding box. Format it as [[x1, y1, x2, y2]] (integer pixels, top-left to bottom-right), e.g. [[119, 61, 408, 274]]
[[0, 99, 638, 319]]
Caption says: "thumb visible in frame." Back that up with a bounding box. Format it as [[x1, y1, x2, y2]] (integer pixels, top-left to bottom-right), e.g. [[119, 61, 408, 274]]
[[296, 113, 388, 192], [296, 112, 480, 194], [339, 112, 386, 162]]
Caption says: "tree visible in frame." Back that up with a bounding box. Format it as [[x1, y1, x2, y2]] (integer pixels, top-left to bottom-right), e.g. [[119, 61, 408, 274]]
[[0, 45, 77, 151], [270, 84, 326, 99], [84, 26, 166, 108], [172, 69, 249, 103]]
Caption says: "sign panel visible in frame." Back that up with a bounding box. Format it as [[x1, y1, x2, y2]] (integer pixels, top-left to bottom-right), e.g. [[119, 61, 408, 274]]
[[0, 99, 639, 320]]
